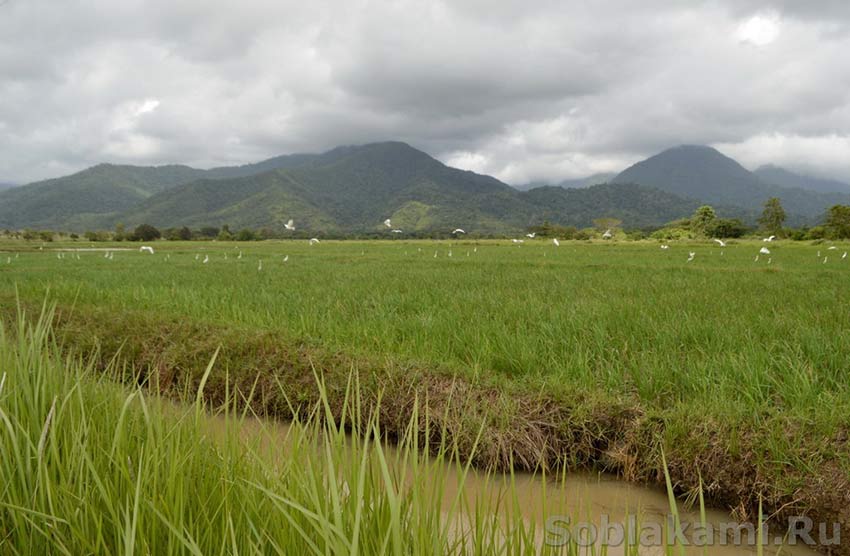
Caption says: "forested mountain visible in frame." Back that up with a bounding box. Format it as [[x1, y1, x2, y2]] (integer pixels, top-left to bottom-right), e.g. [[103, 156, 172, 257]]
[[2, 141, 842, 233], [612, 145, 850, 220], [754, 165, 850, 195]]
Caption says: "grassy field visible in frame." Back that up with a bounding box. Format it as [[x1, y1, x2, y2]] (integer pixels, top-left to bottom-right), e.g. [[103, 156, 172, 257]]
[[1, 238, 849, 551]]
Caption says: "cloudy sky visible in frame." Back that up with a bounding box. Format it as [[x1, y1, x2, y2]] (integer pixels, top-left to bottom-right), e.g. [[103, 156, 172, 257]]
[[1, 0, 849, 185]]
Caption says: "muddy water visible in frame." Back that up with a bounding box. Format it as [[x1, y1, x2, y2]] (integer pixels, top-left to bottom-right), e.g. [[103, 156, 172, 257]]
[[208, 415, 820, 556]]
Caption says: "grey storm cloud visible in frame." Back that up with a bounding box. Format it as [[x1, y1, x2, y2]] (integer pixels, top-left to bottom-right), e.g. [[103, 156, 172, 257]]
[[0, 0, 849, 185]]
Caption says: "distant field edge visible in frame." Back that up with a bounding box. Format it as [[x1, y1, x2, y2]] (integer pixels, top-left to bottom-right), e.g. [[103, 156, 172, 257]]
[[2, 299, 847, 555]]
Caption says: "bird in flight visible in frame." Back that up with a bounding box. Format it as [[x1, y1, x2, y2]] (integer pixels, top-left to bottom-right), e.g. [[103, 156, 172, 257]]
[[139, 246, 155, 254], [284, 219, 295, 231], [602, 229, 613, 239], [391, 229, 403, 234], [714, 239, 726, 247], [452, 229, 465, 235], [384, 219, 392, 228], [526, 233, 536, 239], [763, 235, 776, 242], [309, 238, 320, 245], [687, 252, 695, 262]]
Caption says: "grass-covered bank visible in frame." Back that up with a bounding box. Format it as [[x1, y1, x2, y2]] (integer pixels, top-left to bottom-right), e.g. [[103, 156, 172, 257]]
[[1, 307, 573, 555], [2, 300, 845, 554]]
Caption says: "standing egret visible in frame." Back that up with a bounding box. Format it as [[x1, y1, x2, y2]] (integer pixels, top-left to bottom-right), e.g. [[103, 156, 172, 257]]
[[760, 247, 770, 255], [843, 252, 848, 259], [309, 238, 320, 245], [553, 238, 560, 247], [139, 246, 154, 254], [687, 252, 695, 262], [258, 260, 263, 271], [602, 229, 613, 239], [283, 255, 289, 262], [203, 255, 209, 264]]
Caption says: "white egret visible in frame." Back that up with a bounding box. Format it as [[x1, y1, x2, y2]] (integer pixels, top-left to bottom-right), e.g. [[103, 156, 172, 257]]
[[391, 229, 403, 234], [283, 255, 289, 262], [553, 238, 560, 247], [309, 238, 320, 245], [843, 252, 848, 259], [687, 252, 695, 262], [526, 233, 536, 239], [139, 246, 154, 254], [602, 229, 613, 239], [258, 260, 263, 271], [511, 239, 524, 244], [827, 246, 837, 250], [754, 255, 759, 262], [383, 219, 392, 228], [452, 229, 465, 235], [714, 239, 726, 247], [760, 247, 770, 255], [284, 219, 295, 231], [203, 255, 209, 264], [763, 235, 776, 242], [660, 245, 669, 250], [824, 257, 828, 264], [195, 254, 200, 260], [238, 251, 243, 259], [448, 250, 453, 257]]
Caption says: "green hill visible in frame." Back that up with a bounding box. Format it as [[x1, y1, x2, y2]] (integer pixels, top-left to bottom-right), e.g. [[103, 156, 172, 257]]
[[115, 142, 711, 233], [612, 145, 850, 220], [754, 165, 850, 195]]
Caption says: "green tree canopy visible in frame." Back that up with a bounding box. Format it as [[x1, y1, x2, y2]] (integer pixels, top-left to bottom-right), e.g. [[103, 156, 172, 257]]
[[825, 205, 850, 239], [758, 197, 786, 235], [691, 205, 716, 236]]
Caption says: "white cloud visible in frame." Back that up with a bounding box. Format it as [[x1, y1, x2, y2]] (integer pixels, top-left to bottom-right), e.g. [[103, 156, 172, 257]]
[[0, 0, 848, 184]]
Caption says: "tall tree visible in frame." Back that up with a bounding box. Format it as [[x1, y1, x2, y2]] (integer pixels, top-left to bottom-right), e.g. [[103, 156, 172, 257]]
[[758, 197, 786, 235], [825, 205, 850, 239], [691, 205, 716, 237]]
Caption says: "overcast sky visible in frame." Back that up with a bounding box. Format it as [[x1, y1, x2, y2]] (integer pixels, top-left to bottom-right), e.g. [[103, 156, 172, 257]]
[[1, 0, 849, 185]]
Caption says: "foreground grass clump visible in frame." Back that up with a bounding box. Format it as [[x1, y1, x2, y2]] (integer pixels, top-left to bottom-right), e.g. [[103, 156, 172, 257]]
[[0, 307, 584, 555]]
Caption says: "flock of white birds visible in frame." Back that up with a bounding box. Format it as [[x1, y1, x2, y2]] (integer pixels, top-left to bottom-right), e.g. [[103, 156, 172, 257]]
[[2, 220, 848, 270]]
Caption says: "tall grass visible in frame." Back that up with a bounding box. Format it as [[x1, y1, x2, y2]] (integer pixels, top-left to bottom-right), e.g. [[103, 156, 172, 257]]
[[0, 306, 649, 555]]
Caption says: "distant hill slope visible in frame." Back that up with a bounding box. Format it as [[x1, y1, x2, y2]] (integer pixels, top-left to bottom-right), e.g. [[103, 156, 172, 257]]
[[612, 145, 850, 220], [514, 172, 615, 191], [0, 154, 319, 230], [0, 182, 16, 191], [754, 165, 850, 195], [115, 142, 718, 233]]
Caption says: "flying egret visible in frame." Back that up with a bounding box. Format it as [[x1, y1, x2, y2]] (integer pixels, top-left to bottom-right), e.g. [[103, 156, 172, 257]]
[[383, 219, 392, 228], [553, 238, 560, 247], [687, 252, 695, 262], [763, 235, 776, 242], [714, 239, 726, 247], [526, 233, 536, 239], [602, 229, 613, 239], [452, 229, 466, 235], [140, 245, 154, 254], [284, 219, 295, 231], [759, 247, 770, 255], [391, 229, 403, 234], [309, 238, 320, 245]]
